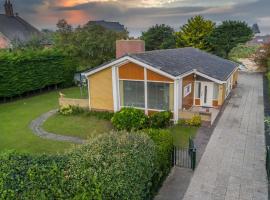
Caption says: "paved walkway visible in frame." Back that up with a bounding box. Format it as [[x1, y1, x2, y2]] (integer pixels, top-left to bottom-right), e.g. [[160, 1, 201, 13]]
[[29, 109, 86, 144], [184, 73, 268, 200]]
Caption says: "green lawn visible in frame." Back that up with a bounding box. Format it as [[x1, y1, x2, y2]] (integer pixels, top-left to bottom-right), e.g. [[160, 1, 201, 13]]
[[0, 87, 83, 154], [43, 113, 112, 139], [169, 125, 198, 148]]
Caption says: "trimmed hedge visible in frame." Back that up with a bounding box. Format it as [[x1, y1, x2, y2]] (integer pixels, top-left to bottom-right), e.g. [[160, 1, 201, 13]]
[[0, 49, 76, 98], [0, 151, 101, 199], [68, 131, 157, 200], [143, 129, 174, 194], [0, 131, 159, 200]]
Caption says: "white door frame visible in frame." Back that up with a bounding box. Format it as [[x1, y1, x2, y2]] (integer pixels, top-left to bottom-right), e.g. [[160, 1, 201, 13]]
[[199, 81, 213, 107]]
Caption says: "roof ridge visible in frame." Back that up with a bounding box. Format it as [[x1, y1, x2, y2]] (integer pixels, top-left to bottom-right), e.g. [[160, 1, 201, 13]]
[[130, 47, 194, 56]]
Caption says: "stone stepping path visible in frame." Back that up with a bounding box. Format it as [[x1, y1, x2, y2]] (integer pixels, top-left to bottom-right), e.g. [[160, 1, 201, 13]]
[[29, 109, 86, 144]]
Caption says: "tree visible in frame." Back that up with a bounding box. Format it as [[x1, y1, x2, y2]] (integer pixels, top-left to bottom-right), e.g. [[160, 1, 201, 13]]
[[141, 24, 176, 51], [175, 16, 215, 51], [54, 19, 128, 70], [208, 20, 253, 58]]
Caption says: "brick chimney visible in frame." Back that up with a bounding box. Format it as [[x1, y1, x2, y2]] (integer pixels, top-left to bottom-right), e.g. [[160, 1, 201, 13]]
[[116, 40, 145, 58], [4, 0, 14, 17]]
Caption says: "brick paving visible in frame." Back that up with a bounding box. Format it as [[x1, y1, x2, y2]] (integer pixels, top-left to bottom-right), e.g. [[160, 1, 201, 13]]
[[183, 73, 268, 200]]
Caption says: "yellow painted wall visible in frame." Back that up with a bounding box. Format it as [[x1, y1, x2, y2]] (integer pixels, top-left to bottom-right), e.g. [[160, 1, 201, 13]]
[[233, 70, 239, 87], [218, 84, 226, 106], [88, 67, 114, 111]]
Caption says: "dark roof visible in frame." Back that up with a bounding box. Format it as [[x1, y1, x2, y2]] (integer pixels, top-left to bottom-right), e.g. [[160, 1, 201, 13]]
[[0, 14, 40, 43], [84, 47, 238, 81], [129, 48, 238, 81], [87, 20, 125, 32]]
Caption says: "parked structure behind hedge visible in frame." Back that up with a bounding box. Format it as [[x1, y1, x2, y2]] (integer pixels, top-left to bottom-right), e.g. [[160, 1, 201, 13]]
[[0, 49, 76, 98]]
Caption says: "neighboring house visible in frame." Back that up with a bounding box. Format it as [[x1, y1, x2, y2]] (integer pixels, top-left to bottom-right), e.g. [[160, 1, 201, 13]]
[[247, 35, 270, 46], [0, 0, 40, 48], [86, 20, 126, 32], [82, 40, 239, 124]]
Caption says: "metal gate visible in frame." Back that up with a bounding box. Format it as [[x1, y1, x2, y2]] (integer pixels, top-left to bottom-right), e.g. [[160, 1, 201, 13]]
[[172, 137, 197, 170]]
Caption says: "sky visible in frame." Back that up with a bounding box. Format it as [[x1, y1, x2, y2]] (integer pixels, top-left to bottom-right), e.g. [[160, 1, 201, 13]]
[[1, 0, 270, 37]]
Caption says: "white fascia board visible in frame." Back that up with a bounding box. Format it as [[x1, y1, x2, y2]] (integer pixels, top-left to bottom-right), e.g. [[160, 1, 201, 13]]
[[83, 56, 176, 80], [177, 69, 226, 84]]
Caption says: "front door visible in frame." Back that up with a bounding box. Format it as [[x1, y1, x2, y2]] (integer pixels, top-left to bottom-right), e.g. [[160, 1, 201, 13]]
[[201, 82, 213, 107]]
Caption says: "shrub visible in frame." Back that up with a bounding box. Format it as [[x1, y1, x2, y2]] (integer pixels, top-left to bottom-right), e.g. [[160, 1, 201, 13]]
[[111, 108, 148, 131], [178, 115, 202, 127], [59, 106, 114, 120], [143, 129, 174, 194], [0, 151, 101, 200], [68, 131, 157, 200], [86, 110, 114, 121], [149, 111, 173, 129]]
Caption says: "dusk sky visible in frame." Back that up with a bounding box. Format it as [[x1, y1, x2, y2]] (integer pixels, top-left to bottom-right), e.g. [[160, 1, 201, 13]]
[[1, 0, 270, 37]]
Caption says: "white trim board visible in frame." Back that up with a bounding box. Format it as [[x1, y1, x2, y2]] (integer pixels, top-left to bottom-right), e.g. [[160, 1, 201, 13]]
[[83, 56, 176, 80]]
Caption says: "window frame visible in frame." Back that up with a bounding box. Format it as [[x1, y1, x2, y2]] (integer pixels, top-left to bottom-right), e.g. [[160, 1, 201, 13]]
[[184, 83, 192, 97]]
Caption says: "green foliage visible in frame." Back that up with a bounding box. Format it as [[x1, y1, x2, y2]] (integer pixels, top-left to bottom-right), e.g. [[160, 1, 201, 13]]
[[149, 111, 173, 129], [208, 20, 253, 58], [59, 105, 114, 120], [0, 151, 101, 199], [143, 129, 173, 193], [54, 20, 128, 70], [111, 108, 148, 131], [0, 48, 76, 98], [178, 115, 202, 127], [175, 16, 215, 51], [141, 24, 176, 51], [68, 131, 157, 200], [229, 44, 259, 61]]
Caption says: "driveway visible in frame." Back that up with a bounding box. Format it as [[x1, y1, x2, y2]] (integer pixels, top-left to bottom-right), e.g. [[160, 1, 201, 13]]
[[183, 73, 268, 200]]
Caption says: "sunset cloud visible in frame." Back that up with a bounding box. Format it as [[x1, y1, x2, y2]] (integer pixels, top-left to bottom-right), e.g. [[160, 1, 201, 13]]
[[2, 0, 269, 36]]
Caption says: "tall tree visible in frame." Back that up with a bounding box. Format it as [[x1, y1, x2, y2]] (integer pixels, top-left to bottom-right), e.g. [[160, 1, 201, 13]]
[[175, 16, 215, 51], [208, 20, 253, 58], [54, 20, 128, 70], [141, 24, 176, 51]]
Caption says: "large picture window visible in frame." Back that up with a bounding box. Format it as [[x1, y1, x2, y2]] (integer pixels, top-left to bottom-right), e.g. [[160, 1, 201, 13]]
[[120, 80, 145, 108], [147, 82, 173, 110]]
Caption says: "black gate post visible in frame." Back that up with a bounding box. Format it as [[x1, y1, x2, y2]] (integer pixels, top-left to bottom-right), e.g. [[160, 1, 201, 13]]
[[191, 148, 197, 171]]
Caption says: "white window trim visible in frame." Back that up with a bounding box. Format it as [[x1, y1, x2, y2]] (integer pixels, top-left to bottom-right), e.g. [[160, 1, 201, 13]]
[[184, 83, 192, 97]]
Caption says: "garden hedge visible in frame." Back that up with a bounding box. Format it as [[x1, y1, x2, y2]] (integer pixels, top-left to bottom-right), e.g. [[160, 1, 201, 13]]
[[0, 151, 101, 200], [0, 131, 160, 200], [143, 129, 174, 194], [68, 131, 157, 200], [0, 49, 76, 98]]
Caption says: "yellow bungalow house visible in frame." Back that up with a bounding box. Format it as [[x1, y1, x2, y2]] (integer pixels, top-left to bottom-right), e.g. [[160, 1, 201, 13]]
[[82, 40, 239, 124]]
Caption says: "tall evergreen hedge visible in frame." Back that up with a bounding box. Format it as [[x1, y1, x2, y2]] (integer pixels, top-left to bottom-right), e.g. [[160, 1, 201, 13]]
[[0, 49, 76, 98]]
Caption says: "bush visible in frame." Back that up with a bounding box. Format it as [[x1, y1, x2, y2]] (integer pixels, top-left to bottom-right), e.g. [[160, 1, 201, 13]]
[[0, 151, 101, 199], [178, 115, 202, 127], [0, 48, 76, 98], [59, 106, 114, 120], [111, 108, 148, 131], [143, 129, 174, 194], [68, 131, 157, 200], [149, 111, 173, 129]]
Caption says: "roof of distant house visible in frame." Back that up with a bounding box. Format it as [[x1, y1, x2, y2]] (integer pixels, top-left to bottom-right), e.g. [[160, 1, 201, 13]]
[[0, 0, 40, 43], [247, 35, 270, 45], [87, 20, 126, 32], [84, 47, 239, 81]]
